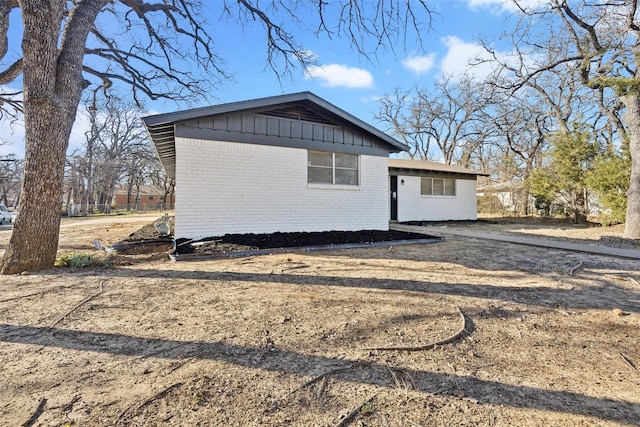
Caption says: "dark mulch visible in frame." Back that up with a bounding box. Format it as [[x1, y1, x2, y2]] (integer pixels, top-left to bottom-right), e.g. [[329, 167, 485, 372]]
[[120, 219, 438, 255], [175, 229, 437, 255]]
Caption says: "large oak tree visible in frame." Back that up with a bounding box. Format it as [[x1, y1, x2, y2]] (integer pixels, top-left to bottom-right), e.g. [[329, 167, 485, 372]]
[[0, 1, 432, 274], [500, 0, 640, 237]]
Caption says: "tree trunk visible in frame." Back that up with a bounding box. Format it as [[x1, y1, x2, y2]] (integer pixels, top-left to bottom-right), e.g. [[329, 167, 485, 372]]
[[1, 1, 104, 274], [622, 92, 640, 239], [127, 187, 132, 211], [134, 184, 141, 211], [1, 115, 76, 274], [65, 187, 73, 217], [0, 6, 63, 273]]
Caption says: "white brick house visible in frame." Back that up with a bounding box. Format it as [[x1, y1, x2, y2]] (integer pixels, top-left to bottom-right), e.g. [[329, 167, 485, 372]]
[[389, 159, 489, 222], [143, 92, 408, 239]]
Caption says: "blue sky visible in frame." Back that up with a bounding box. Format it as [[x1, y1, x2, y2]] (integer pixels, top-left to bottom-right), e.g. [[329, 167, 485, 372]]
[[0, 0, 527, 157]]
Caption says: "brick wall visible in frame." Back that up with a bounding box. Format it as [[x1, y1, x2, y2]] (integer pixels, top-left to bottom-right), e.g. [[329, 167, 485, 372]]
[[113, 193, 174, 207], [175, 138, 390, 239]]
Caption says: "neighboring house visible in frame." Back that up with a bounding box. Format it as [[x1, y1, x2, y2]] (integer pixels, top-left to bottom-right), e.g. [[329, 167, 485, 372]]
[[476, 181, 535, 215], [477, 181, 603, 218], [142, 92, 408, 239], [112, 185, 175, 210], [389, 159, 489, 222]]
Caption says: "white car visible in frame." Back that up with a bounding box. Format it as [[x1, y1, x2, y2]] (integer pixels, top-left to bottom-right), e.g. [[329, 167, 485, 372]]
[[0, 204, 16, 225]]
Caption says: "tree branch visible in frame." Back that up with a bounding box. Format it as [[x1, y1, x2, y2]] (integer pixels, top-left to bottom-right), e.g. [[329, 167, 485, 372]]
[[234, 0, 311, 78], [557, 0, 602, 51], [80, 0, 229, 105], [0, 57, 22, 85], [0, 0, 18, 60], [57, 0, 112, 97]]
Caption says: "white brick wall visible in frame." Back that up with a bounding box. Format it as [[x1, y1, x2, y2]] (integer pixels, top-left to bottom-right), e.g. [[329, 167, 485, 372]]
[[175, 138, 390, 239], [396, 175, 478, 221]]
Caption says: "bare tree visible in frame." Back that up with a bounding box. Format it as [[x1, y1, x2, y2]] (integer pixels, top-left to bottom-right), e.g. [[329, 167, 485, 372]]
[[0, 154, 21, 207], [377, 76, 492, 165], [65, 91, 109, 215], [485, 90, 553, 214], [376, 87, 433, 160], [66, 90, 162, 215], [121, 138, 160, 211], [491, 1, 640, 237], [147, 155, 175, 210], [0, 1, 434, 273]]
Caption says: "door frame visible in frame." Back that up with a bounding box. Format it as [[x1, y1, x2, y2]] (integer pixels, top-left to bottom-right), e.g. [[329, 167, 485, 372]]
[[390, 175, 398, 221]]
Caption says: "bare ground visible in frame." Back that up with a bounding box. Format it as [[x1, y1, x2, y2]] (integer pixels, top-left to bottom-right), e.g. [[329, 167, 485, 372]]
[[1, 214, 639, 426]]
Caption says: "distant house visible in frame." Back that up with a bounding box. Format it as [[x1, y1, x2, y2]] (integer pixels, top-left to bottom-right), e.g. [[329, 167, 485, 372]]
[[142, 92, 408, 239], [389, 159, 489, 222], [112, 185, 175, 210], [476, 181, 535, 215]]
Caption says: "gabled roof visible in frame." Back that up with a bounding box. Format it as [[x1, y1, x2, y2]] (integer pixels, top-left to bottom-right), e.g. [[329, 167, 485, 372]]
[[143, 92, 409, 176], [389, 158, 490, 176]]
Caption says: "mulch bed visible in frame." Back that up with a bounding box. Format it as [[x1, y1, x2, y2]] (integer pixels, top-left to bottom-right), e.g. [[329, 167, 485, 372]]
[[119, 221, 439, 256], [175, 229, 437, 255]]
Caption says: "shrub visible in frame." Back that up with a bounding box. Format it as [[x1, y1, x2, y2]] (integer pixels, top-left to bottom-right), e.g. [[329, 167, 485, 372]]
[[586, 147, 630, 224], [54, 253, 111, 269]]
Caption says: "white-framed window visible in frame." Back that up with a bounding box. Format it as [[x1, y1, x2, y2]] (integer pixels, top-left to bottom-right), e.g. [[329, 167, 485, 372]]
[[308, 151, 359, 186], [421, 177, 456, 196]]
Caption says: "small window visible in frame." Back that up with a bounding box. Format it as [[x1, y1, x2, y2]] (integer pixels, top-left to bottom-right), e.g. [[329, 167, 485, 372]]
[[308, 151, 359, 186], [148, 195, 154, 201], [421, 177, 456, 196]]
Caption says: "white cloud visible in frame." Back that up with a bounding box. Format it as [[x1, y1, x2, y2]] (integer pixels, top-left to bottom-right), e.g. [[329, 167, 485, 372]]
[[440, 35, 495, 81], [300, 49, 319, 62], [360, 95, 382, 105], [467, 0, 512, 11], [465, 0, 540, 14], [402, 53, 437, 75], [305, 64, 374, 89]]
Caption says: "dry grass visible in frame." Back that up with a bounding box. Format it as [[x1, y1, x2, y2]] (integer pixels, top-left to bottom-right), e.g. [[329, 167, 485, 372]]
[[0, 215, 639, 426]]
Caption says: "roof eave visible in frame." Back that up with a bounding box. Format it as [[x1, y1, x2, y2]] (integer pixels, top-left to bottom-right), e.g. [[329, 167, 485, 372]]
[[142, 92, 409, 176]]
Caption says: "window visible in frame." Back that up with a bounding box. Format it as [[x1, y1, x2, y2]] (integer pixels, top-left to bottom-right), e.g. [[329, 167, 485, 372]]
[[421, 177, 456, 196], [308, 151, 359, 185], [148, 195, 154, 201]]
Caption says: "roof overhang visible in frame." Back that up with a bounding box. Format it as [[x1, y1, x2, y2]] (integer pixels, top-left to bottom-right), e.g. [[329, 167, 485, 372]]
[[143, 92, 409, 177], [389, 158, 490, 177]]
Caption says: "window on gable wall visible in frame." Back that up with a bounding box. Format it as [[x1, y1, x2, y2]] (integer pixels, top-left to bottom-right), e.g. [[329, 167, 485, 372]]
[[308, 151, 359, 185], [421, 177, 456, 196]]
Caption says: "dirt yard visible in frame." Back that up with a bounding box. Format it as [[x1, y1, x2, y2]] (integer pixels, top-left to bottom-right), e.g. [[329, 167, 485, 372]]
[[1, 214, 639, 426]]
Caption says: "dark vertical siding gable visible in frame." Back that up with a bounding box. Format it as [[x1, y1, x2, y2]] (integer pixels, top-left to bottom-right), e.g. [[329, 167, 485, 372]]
[[267, 117, 279, 136], [325, 126, 334, 143], [313, 124, 323, 141], [242, 114, 253, 132], [228, 115, 242, 132], [302, 121, 314, 140], [279, 120, 290, 138], [291, 121, 302, 139], [180, 111, 388, 152]]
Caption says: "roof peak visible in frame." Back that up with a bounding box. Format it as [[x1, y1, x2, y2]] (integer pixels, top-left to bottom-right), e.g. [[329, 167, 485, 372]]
[[143, 92, 409, 176]]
